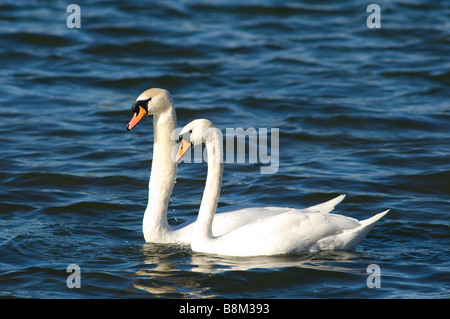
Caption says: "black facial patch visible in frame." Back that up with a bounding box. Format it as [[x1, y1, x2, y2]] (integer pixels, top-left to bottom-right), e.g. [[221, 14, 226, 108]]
[[131, 98, 151, 113], [178, 132, 194, 147]]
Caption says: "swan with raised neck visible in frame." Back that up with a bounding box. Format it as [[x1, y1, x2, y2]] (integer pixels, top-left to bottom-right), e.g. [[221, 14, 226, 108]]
[[127, 88, 181, 243], [176, 119, 389, 256]]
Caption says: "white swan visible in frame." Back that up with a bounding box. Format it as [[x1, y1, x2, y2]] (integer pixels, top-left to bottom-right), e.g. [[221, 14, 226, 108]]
[[175, 119, 389, 257], [127, 89, 351, 244]]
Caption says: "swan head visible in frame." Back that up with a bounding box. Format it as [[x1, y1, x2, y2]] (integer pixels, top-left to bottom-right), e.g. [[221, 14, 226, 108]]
[[126, 88, 174, 131], [175, 119, 217, 163]]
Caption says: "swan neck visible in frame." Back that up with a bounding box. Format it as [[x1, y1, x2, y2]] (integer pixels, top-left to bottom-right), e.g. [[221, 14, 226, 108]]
[[196, 130, 223, 239], [143, 108, 177, 239]]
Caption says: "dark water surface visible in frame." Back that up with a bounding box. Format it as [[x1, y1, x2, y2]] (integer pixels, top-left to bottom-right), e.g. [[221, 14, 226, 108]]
[[0, 0, 449, 298]]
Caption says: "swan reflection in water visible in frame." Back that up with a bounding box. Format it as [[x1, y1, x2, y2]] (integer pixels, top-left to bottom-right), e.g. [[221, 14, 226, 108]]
[[132, 243, 369, 297]]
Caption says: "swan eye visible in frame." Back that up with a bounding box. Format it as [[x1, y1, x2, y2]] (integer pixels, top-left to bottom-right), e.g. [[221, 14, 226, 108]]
[[178, 135, 183, 143], [189, 129, 192, 134]]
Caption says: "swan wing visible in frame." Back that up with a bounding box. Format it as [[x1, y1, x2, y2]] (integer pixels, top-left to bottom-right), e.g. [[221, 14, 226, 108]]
[[212, 206, 292, 236], [193, 209, 388, 257], [194, 211, 359, 256], [211, 195, 346, 236]]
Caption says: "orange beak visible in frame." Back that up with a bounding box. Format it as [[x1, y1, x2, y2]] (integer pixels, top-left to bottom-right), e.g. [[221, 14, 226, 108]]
[[126, 106, 147, 131], [175, 139, 191, 163]]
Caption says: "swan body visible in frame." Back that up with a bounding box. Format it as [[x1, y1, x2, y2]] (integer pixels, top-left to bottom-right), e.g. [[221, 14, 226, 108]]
[[176, 119, 389, 257], [127, 89, 350, 244]]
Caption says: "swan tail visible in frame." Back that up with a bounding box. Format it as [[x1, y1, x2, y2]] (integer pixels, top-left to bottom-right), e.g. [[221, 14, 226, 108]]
[[359, 209, 390, 228], [304, 194, 346, 214], [314, 209, 390, 251]]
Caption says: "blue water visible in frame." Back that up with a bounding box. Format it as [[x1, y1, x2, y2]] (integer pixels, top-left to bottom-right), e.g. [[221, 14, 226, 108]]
[[0, 0, 449, 298]]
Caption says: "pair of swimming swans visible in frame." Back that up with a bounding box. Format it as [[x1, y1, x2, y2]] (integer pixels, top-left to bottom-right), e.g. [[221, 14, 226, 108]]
[[127, 88, 388, 257]]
